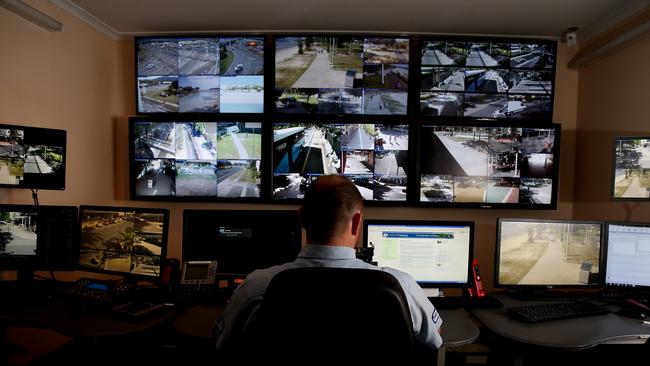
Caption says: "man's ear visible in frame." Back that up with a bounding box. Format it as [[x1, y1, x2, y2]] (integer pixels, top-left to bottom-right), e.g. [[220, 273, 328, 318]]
[[351, 212, 363, 237]]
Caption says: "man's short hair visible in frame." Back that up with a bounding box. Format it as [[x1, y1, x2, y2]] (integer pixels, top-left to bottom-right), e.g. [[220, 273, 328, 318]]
[[301, 175, 363, 243]]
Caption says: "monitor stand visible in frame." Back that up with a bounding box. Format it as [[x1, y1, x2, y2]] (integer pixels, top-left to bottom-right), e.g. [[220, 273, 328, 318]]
[[508, 288, 573, 301]]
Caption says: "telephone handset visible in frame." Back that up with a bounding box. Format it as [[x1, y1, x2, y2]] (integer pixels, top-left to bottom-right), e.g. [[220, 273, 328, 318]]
[[176, 261, 219, 303], [468, 259, 486, 298]]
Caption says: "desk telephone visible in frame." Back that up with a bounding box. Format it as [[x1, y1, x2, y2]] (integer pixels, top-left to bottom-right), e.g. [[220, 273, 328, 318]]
[[176, 260, 219, 303], [64, 278, 131, 303]]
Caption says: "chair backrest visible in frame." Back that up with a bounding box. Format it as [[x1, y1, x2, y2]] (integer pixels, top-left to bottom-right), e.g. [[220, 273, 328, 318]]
[[244, 267, 417, 363]]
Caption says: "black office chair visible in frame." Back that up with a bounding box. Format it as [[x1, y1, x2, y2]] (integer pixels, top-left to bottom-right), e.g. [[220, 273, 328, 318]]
[[242, 267, 432, 364]]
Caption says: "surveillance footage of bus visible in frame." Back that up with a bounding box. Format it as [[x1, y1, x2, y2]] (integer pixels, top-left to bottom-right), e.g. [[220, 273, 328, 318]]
[[136, 37, 264, 114], [132, 121, 261, 198], [79, 209, 166, 277], [419, 125, 557, 206], [273, 123, 409, 201], [420, 41, 554, 120], [275, 37, 409, 115]]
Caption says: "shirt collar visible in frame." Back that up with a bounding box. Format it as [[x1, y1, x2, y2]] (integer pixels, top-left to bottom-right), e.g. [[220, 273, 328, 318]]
[[298, 244, 357, 260]]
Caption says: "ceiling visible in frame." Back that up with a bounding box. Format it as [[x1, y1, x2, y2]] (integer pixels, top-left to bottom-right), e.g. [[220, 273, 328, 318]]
[[51, 0, 650, 42]]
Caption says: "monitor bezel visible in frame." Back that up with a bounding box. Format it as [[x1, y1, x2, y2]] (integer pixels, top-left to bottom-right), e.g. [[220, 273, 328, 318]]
[[362, 219, 475, 288], [181, 209, 302, 277], [610, 136, 650, 201], [603, 221, 650, 290], [77, 205, 170, 282], [416, 120, 561, 209], [128, 115, 267, 202], [0, 123, 67, 190], [415, 36, 557, 123], [494, 218, 605, 289], [272, 33, 413, 117], [269, 115, 414, 206], [134, 34, 268, 117]]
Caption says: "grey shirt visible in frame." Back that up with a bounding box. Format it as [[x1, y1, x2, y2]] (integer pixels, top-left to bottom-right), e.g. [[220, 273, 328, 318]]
[[215, 244, 443, 350]]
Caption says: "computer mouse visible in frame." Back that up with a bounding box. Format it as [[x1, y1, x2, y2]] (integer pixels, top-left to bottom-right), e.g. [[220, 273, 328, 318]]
[[617, 307, 647, 319]]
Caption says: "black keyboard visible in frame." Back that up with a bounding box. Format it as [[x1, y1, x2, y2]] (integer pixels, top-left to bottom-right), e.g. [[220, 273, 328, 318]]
[[507, 300, 610, 322]]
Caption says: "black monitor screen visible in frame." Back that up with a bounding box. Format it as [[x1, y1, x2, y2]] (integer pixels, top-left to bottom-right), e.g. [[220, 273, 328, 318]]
[[182, 209, 302, 276], [78, 206, 169, 280], [136, 36, 264, 114], [419, 39, 555, 121], [364, 220, 473, 287], [0, 204, 77, 270], [418, 123, 560, 208], [495, 219, 603, 287], [275, 36, 409, 115], [0, 124, 66, 190], [130, 118, 262, 200], [604, 222, 650, 288], [612, 137, 650, 200], [272, 122, 409, 201]]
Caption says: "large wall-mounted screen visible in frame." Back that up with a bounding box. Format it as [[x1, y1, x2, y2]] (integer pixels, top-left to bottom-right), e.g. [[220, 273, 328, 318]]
[[275, 36, 409, 115], [136, 36, 265, 114]]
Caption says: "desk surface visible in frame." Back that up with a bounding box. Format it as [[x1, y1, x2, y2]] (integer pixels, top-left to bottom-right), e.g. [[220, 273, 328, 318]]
[[469, 293, 650, 349], [173, 305, 479, 348]]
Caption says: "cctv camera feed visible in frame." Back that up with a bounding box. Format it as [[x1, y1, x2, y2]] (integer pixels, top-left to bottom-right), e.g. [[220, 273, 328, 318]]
[[275, 36, 409, 115], [497, 220, 602, 286], [79, 209, 166, 277], [419, 125, 557, 206], [132, 121, 261, 199], [0, 210, 37, 256], [0, 125, 66, 189], [136, 37, 264, 114], [420, 40, 554, 120], [273, 122, 409, 201], [613, 137, 650, 199]]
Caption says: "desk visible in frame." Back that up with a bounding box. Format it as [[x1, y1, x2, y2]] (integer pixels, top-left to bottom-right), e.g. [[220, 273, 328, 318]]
[[173, 305, 479, 365], [469, 293, 650, 365]]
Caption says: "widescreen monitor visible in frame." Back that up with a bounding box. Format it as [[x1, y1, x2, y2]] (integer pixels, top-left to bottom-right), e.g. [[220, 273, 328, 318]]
[[612, 137, 650, 200], [275, 36, 409, 115], [129, 118, 262, 200], [0, 124, 66, 190], [419, 38, 555, 121], [495, 218, 603, 287], [418, 122, 560, 208], [78, 206, 169, 280], [363, 220, 474, 287], [182, 209, 302, 276], [272, 122, 409, 201], [604, 222, 650, 289], [136, 36, 264, 114], [0, 204, 77, 272]]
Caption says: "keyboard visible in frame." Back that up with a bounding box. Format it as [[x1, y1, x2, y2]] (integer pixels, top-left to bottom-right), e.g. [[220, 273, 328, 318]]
[[507, 300, 610, 323]]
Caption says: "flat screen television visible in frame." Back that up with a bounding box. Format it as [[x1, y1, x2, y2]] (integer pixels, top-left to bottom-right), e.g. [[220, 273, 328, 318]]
[[0, 123, 66, 190], [78, 206, 169, 280], [612, 137, 650, 200], [182, 209, 302, 277], [275, 36, 409, 115], [419, 38, 555, 121], [135, 36, 265, 114], [604, 222, 650, 289], [129, 117, 262, 200], [418, 122, 560, 209], [272, 121, 410, 202], [495, 218, 603, 288], [0, 204, 78, 279], [363, 219, 474, 288]]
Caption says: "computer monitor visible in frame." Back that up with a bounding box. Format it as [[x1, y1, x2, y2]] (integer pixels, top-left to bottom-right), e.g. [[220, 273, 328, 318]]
[[274, 36, 409, 115], [604, 222, 650, 289], [0, 123, 66, 190], [612, 136, 650, 200], [78, 206, 169, 281], [182, 209, 302, 276], [363, 219, 474, 288], [495, 218, 603, 288], [0, 204, 78, 281], [272, 122, 410, 202]]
